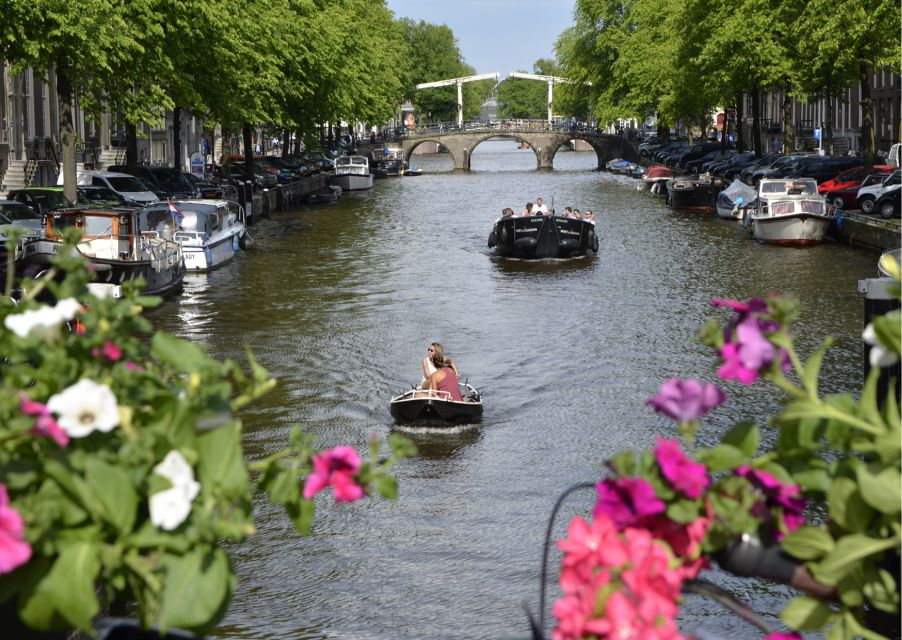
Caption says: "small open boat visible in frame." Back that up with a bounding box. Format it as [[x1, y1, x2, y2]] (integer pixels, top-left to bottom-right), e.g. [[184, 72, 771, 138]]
[[389, 383, 483, 425], [306, 185, 341, 204], [488, 214, 599, 259]]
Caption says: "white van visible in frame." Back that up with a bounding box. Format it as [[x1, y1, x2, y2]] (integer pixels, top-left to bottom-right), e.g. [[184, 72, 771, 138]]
[[887, 143, 901, 168], [65, 171, 159, 204]]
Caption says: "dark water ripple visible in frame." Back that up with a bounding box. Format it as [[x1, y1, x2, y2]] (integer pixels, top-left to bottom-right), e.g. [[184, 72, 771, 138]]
[[145, 141, 877, 639]]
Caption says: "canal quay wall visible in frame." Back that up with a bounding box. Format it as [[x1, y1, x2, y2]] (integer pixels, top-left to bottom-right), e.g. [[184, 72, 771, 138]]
[[828, 210, 901, 252], [247, 173, 330, 223]]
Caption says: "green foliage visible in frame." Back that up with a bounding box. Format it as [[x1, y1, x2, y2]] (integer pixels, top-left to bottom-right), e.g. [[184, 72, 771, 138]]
[[0, 235, 414, 634]]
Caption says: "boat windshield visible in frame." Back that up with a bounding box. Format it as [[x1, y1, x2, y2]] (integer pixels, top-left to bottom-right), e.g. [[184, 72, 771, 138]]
[[0, 202, 42, 221], [761, 179, 817, 195]]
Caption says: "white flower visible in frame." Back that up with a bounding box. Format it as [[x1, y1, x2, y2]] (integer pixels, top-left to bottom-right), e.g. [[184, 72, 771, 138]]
[[4, 298, 81, 339], [47, 379, 120, 438], [5, 305, 65, 339], [53, 298, 81, 320], [863, 322, 900, 369], [149, 451, 201, 531]]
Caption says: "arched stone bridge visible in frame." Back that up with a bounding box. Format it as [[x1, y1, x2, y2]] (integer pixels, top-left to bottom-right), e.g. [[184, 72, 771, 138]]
[[399, 126, 640, 170]]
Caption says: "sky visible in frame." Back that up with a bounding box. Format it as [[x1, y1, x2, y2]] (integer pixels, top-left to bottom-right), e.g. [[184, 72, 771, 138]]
[[384, 0, 577, 80]]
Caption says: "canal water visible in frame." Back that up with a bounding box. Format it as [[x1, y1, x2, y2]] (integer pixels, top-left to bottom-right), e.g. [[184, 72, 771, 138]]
[[147, 140, 877, 639]]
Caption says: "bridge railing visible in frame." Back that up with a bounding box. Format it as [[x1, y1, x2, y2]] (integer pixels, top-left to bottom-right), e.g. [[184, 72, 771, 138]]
[[402, 119, 606, 138]]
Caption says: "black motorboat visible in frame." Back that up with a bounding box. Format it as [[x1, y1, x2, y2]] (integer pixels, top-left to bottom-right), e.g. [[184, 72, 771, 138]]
[[487, 215, 599, 259], [389, 383, 483, 425], [306, 185, 341, 204], [666, 175, 725, 214]]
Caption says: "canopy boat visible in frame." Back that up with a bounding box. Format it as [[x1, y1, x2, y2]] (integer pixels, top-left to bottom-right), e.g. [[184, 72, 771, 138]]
[[390, 383, 483, 425], [748, 178, 833, 246], [642, 164, 672, 195], [716, 178, 759, 219], [667, 174, 725, 214], [20, 207, 185, 297], [166, 200, 246, 271], [488, 214, 599, 259], [878, 247, 901, 277], [330, 155, 373, 191]]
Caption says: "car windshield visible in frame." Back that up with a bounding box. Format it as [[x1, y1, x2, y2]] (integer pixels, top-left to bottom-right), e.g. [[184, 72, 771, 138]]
[[0, 202, 42, 221], [151, 168, 192, 190], [79, 187, 126, 204], [107, 176, 150, 192]]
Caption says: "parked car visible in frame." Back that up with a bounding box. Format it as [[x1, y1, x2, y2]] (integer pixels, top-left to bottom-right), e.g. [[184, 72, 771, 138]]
[[857, 169, 901, 214], [224, 163, 277, 190], [7, 187, 75, 215], [825, 172, 890, 209], [745, 154, 812, 185], [72, 171, 159, 204], [0, 200, 44, 235], [76, 185, 136, 208], [672, 142, 723, 170], [182, 172, 237, 200], [874, 184, 900, 218], [818, 164, 895, 194], [256, 156, 299, 184], [709, 152, 756, 177], [776, 156, 859, 184], [107, 165, 196, 199]]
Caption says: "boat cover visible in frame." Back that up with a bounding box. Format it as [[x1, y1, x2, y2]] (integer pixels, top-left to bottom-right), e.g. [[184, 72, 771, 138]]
[[718, 178, 759, 207]]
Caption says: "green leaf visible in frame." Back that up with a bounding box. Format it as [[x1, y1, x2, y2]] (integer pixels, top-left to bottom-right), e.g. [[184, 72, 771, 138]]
[[862, 568, 900, 613], [85, 458, 137, 534], [779, 595, 833, 631], [151, 331, 209, 372], [126, 521, 192, 552], [157, 547, 232, 632], [268, 469, 299, 505], [800, 340, 830, 391], [828, 476, 874, 532], [388, 432, 418, 459], [197, 421, 248, 494], [286, 499, 315, 535], [812, 534, 900, 586], [856, 463, 901, 515], [19, 542, 101, 632], [698, 444, 746, 471], [781, 526, 835, 561], [373, 474, 398, 500], [720, 421, 759, 457]]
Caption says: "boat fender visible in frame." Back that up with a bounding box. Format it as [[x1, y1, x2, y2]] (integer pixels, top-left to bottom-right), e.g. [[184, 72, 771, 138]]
[[232, 233, 240, 252], [590, 231, 599, 253], [487, 230, 496, 248], [500, 227, 509, 244]]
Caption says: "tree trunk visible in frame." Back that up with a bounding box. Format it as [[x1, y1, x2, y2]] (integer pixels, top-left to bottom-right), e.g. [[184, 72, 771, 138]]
[[825, 90, 835, 156], [860, 62, 875, 173], [751, 86, 762, 156], [782, 91, 794, 154], [57, 69, 77, 203], [242, 124, 254, 181], [126, 123, 138, 173], [294, 126, 302, 156], [282, 127, 290, 160], [172, 107, 182, 171], [735, 95, 745, 153]]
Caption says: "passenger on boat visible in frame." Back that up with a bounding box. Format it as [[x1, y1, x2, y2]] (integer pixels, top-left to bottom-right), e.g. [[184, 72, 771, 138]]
[[534, 197, 549, 214], [425, 359, 463, 401], [573, 209, 582, 219], [501, 207, 514, 217], [585, 210, 595, 223], [520, 202, 534, 216], [421, 342, 459, 384], [561, 207, 573, 217]]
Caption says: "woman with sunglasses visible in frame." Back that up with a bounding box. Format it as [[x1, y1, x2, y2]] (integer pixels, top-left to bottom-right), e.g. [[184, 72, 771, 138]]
[[421, 343, 463, 401], [420, 343, 459, 387]]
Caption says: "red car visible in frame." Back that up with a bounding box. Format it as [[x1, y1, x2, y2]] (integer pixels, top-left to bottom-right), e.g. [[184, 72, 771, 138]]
[[825, 172, 891, 209], [818, 164, 894, 194]]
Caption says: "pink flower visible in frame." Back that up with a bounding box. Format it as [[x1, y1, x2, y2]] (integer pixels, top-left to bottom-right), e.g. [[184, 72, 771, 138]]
[[19, 395, 69, 447], [593, 477, 665, 529], [718, 342, 760, 384], [646, 378, 726, 423], [92, 341, 123, 362], [764, 634, 803, 640], [654, 437, 710, 499], [303, 446, 365, 502], [0, 485, 32, 574], [736, 466, 806, 538], [711, 296, 768, 314], [125, 361, 143, 371], [558, 515, 626, 591]]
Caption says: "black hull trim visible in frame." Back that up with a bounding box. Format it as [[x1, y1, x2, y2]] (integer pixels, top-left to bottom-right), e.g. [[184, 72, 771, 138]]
[[390, 399, 483, 425], [488, 216, 598, 259]]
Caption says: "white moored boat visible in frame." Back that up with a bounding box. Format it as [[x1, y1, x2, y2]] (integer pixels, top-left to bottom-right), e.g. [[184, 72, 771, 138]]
[[169, 200, 247, 271], [330, 155, 374, 191], [748, 178, 833, 246]]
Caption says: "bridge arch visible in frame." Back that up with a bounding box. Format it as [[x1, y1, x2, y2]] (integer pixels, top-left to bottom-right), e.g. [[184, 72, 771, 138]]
[[401, 128, 639, 171]]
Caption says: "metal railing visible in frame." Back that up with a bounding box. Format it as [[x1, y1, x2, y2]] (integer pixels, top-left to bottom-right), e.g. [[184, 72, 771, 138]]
[[402, 119, 604, 138]]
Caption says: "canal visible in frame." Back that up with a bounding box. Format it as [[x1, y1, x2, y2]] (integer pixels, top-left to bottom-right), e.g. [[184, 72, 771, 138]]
[[147, 140, 878, 639]]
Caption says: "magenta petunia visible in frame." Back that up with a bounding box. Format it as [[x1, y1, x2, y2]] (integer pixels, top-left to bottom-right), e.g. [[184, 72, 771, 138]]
[[735, 316, 775, 371], [646, 378, 726, 423], [736, 466, 806, 538], [718, 342, 760, 384], [0, 485, 32, 574], [19, 395, 69, 448], [654, 437, 710, 499], [763, 633, 803, 640], [303, 446, 365, 503], [711, 297, 768, 314], [593, 477, 665, 529]]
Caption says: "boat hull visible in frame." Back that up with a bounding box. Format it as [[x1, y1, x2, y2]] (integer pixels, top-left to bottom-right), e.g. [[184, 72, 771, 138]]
[[667, 178, 724, 214], [390, 384, 483, 426], [488, 215, 598, 259], [330, 173, 373, 191], [180, 231, 241, 272], [750, 214, 833, 246]]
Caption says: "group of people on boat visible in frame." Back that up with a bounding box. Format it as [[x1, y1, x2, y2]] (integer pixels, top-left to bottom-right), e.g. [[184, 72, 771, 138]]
[[418, 342, 462, 401], [498, 195, 596, 223]]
